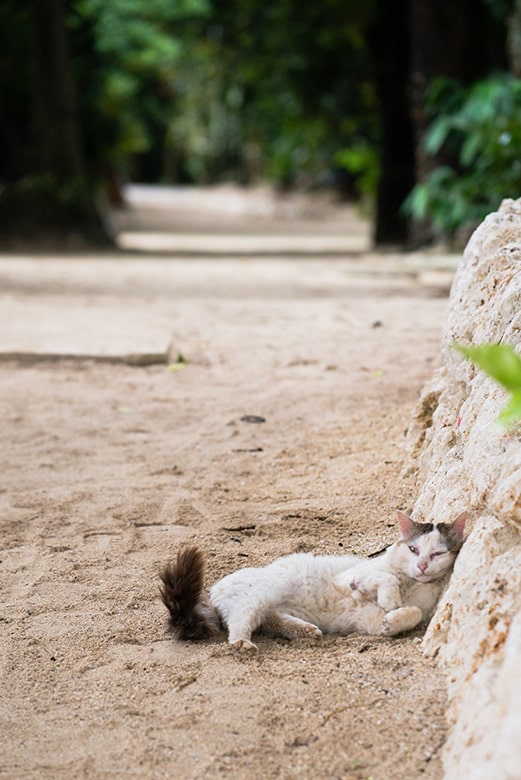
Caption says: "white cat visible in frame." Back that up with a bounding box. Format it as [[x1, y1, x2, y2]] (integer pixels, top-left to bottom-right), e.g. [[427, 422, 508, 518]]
[[160, 510, 466, 652]]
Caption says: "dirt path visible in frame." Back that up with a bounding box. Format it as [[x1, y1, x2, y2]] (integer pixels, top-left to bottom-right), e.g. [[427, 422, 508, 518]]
[[0, 189, 454, 779]]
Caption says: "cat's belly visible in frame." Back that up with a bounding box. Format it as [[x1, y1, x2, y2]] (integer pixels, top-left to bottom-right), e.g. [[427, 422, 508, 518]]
[[277, 598, 360, 634]]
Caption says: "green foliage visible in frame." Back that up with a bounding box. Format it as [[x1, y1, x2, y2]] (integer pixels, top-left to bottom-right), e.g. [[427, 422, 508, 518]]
[[166, 46, 247, 182], [163, 0, 380, 186], [69, 0, 209, 179], [405, 74, 521, 236], [334, 142, 379, 202], [61, 0, 383, 187], [454, 342, 521, 427]]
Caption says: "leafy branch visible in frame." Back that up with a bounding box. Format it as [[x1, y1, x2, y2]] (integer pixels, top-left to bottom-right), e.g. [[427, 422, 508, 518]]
[[404, 74, 521, 237], [454, 342, 521, 428]]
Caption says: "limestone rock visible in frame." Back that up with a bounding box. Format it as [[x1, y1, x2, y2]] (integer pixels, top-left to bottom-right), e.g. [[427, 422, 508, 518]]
[[407, 199, 521, 778]]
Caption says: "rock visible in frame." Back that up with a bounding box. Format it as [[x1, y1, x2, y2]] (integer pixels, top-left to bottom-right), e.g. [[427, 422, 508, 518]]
[[405, 199, 521, 778]]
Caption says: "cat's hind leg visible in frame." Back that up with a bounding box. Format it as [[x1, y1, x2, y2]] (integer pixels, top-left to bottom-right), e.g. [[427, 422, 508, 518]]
[[227, 624, 258, 652], [232, 638, 258, 652], [211, 580, 263, 651], [262, 611, 322, 640], [224, 611, 261, 652], [380, 606, 422, 636]]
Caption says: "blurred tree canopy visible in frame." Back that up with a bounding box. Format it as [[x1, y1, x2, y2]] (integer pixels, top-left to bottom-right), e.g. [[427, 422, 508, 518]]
[[0, 0, 517, 245]]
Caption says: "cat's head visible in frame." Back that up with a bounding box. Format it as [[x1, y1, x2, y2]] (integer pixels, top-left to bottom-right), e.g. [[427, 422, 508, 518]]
[[392, 510, 467, 582]]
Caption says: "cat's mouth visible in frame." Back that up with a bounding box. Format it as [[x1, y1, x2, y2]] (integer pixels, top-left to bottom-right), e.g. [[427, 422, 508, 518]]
[[413, 571, 439, 582]]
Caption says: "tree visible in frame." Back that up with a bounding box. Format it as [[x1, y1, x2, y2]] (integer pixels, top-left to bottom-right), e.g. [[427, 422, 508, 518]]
[[164, 0, 380, 189], [0, 0, 112, 244], [0, 0, 514, 246], [29, 0, 111, 242], [407, 0, 507, 244], [71, 0, 209, 184], [369, 0, 415, 244]]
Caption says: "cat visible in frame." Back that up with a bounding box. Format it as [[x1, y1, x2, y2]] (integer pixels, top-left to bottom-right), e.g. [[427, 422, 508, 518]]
[[159, 510, 467, 652]]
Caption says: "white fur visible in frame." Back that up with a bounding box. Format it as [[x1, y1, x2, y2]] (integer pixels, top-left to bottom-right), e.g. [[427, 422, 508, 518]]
[[209, 512, 466, 651]]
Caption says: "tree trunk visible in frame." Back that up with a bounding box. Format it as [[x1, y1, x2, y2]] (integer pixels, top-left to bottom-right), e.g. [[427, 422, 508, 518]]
[[0, 0, 113, 244], [508, 0, 521, 76], [30, 0, 86, 183], [408, 0, 493, 245], [370, 0, 415, 246]]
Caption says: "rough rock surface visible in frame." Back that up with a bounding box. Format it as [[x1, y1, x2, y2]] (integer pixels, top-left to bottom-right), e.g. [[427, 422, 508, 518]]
[[406, 199, 521, 779]]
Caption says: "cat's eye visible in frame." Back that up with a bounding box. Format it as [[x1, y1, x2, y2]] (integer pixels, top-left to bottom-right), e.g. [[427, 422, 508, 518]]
[[431, 551, 445, 558], [408, 545, 419, 555]]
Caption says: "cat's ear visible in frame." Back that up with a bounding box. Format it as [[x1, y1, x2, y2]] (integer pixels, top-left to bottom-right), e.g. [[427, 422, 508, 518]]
[[450, 510, 467, 543], [397, 510, 416, 538]]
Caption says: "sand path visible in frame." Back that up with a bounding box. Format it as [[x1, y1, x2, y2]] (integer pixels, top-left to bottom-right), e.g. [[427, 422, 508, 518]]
[[0, 187, 457, 779]]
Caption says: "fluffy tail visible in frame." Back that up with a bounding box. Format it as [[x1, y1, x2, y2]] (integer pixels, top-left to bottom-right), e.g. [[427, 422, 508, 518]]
[[159, 546, 219, 641]]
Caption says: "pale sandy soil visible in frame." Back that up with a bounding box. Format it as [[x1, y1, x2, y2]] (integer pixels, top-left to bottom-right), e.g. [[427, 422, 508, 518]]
[[0, 188, 455, 780]]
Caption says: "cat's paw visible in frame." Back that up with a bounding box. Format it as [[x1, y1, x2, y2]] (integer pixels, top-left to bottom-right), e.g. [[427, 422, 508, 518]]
[[348, 578, 370, 602], [231, 639, 258, 653], [299, 623, 322, 640], [376, 584, 402, 613], [347, 571, 401, 612], [380, 606, 422, 637]]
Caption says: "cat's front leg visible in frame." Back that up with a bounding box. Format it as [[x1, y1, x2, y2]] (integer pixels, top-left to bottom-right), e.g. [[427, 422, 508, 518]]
[[380, 606, 422, 636], [339, 566, 402, 612], [374, 576, 402, 612]]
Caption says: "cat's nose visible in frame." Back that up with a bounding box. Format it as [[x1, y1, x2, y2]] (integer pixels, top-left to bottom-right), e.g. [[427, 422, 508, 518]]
[[417, 561, 428, 573]]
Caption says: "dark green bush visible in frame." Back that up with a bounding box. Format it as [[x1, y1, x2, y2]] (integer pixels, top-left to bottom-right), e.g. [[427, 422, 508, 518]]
[[405, 74, 521, 236]]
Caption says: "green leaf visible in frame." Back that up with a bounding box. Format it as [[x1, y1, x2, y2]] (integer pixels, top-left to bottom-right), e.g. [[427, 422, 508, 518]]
[[424, 117, 452, 155], [403, 183, 430, 220], [460, 132, 482, 167], [497, 390, 521, 428], [454, 343, 521, 391]]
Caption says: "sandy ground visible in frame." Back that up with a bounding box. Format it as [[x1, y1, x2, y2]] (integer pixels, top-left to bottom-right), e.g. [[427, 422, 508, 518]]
[[0, 188, 456, 780]]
